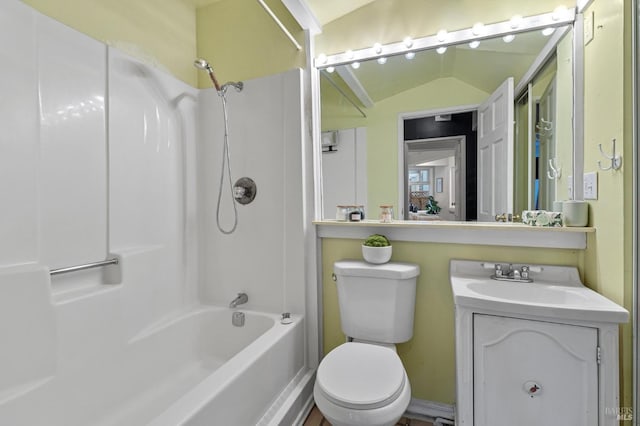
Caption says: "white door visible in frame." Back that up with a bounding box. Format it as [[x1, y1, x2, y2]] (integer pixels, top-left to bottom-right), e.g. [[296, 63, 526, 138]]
[[477, 78, 514, 222], [474, 314, 598, 426]]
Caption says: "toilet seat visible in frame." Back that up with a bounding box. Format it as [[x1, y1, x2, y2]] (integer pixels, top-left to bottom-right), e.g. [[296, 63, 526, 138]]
[[316, 342, 406, 410]]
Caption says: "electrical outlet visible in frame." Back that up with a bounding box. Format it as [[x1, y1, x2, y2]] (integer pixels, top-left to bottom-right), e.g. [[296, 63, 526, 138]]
[[584, 11, 594, 45], [584, 171, 598, 199]]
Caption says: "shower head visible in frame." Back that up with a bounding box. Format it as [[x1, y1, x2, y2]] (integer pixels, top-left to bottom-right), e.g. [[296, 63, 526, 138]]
[[193, 58, 221, 92], [193, 58, 210, 71]]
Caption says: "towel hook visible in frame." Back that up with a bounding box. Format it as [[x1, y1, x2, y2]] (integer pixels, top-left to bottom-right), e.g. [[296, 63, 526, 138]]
[[547, 157, 561, 179], [597, 138, 622, 171]]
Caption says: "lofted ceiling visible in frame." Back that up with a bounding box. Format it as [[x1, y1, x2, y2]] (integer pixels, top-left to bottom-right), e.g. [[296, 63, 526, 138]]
[[321, 28, 556, 106], [303, 0, 376, 25], [185, 0, 566, 106], [184, 0, 369, 25]]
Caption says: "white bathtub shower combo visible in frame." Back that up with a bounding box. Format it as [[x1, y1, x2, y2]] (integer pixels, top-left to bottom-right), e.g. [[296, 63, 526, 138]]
[[0, 1, 314, 424]]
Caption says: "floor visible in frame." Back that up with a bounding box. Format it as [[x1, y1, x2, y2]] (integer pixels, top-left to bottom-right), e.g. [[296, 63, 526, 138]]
[[303, 405, 434, 426]]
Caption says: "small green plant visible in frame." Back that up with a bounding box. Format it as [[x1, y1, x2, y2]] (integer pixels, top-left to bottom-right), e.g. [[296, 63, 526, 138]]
[[363, 234, 391, 247], [425, 196, 441, 215]]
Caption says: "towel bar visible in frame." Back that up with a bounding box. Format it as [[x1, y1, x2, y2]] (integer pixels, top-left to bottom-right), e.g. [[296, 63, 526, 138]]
[[50, 258, 119, 276]]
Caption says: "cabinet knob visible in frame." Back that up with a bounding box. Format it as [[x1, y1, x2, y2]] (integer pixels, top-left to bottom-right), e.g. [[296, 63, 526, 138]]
[[524, 381, 542, 397]]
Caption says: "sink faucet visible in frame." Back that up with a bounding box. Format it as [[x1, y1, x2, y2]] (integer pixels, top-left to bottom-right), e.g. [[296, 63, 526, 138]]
[[229, 292, 248, 308], [492, 264, 534, 283]]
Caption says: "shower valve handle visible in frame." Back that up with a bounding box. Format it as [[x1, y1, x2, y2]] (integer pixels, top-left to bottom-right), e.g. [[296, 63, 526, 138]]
[[233, 186, 246, 198]]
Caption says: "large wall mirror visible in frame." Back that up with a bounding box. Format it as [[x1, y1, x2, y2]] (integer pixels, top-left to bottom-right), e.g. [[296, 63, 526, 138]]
[[317, 9, 581, 222]]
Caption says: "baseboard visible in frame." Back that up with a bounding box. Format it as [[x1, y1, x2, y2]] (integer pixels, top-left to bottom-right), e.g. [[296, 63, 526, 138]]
[[406, 398, 455, 423]]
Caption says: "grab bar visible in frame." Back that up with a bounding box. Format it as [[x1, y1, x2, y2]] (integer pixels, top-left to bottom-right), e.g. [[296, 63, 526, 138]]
[[50, 258, 119, 276]]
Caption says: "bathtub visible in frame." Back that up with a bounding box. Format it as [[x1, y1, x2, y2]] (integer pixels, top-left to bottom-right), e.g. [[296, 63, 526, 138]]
[[0, 305, 310, 426]]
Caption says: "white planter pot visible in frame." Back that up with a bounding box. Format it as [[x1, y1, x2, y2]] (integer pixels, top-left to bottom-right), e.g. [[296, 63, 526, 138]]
[[362, 245, 392, 264]]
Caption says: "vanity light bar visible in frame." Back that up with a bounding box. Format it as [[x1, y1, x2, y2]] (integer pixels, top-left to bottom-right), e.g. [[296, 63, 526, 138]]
[[314, 9, 576, 68]]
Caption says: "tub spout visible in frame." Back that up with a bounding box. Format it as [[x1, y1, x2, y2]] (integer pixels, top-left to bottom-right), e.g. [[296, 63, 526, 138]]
[[229, 292, 248, 308]]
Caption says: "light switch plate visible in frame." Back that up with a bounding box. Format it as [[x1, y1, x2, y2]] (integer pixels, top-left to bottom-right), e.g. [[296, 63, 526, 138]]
[[584, 171, 598, 199], [584, 11, 594, 45]]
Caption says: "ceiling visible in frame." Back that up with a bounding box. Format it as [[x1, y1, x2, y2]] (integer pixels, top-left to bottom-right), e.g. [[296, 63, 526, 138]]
[[182, 0, 224, 8], [321, 28, 555, 106], [184, 0, 362, 25], [304, 0, 376, 25]]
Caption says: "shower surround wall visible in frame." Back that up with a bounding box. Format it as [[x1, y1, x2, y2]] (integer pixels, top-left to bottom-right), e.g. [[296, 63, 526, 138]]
[[198, 69, 306, 315], [0, 0, 308, 423]]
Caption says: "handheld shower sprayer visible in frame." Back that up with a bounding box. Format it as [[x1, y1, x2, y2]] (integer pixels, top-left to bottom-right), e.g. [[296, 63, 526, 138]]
[[194, 58, 221, 92], [193, 57, 249, 234], [194, 58, 243, 95]]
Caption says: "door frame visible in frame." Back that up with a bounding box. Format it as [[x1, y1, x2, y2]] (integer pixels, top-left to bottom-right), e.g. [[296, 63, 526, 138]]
[[397, 104, 478, 219], [403, 136, 466, 220]]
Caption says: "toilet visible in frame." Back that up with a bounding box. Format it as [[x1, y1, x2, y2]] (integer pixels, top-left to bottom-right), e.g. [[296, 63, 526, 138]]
[[314, 260, 420, 426]]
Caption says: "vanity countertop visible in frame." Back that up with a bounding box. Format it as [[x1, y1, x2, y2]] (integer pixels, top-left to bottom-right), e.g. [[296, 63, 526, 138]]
[[313, 220, 595, 249]]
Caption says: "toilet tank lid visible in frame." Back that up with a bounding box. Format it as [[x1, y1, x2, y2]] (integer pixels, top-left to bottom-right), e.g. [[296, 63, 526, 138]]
[[334, 260, 420, 279]]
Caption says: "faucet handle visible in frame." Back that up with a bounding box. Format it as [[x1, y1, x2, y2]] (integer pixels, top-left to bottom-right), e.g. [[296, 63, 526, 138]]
[[495, 264, 504, 277]]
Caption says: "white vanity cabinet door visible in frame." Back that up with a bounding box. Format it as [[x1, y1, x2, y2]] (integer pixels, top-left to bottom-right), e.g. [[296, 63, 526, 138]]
[[473, 314, 598, 426]]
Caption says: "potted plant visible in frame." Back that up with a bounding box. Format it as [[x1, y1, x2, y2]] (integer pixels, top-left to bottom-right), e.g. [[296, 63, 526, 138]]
[[425, 196, 441, 215], [362, 234, 392, 264]]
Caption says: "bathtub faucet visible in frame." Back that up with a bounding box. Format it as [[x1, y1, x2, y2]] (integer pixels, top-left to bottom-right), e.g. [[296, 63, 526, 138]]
[[229, 292, 248, 308]]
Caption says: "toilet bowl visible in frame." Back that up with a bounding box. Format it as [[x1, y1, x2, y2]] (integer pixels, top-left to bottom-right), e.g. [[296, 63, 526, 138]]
[[313, 342, 412, 426], [314, 260, 419, 426]]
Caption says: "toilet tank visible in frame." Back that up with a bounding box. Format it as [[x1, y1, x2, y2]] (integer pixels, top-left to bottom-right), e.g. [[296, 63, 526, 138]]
[[334, 260, 420, 344]]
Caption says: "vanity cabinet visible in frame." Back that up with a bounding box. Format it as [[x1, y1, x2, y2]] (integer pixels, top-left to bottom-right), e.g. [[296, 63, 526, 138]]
[[454, 307, 623, 426], [473, 314, 598, 426], [450, 259, 628, 426]]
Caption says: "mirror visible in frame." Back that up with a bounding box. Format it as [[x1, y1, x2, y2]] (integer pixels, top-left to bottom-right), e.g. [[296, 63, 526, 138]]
[[514, 29, 574, 213], [318, 16, 577, 222]]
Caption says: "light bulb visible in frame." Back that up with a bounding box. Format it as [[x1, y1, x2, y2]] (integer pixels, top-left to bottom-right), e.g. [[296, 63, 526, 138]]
[[326, 66, 335, 73], [541, 27, 555, 36], [373, 43, 383, 54], [317, 53, 327, 64], [351, 61, 360, 69], [469, 40, 480, 49], [472, 22, 485, 36], [437, 29, 448, 42], [377, 57, 387, 65], [405, 51, 415, 60], [502, 34, 515, 43], [403, 37, 413, 48], [437, 46, 447, 54], [510, 15, 523, 29]]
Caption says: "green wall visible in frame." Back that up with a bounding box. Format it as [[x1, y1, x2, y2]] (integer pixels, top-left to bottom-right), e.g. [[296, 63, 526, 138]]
[[23, 0, 198, 86], [582, 0, 634, 414], [23, 0, 306, 88], [322, 238, 583, 403], [195, 0, 306, 89]]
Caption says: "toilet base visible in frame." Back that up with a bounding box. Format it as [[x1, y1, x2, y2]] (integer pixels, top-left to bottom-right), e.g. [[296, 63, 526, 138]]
[[313, 374, 411, 426]]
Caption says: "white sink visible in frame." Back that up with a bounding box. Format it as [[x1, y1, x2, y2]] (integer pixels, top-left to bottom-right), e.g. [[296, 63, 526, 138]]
[[450, 260, 629, 324]]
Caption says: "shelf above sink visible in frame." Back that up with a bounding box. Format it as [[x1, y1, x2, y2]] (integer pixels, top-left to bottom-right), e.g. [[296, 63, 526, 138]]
[[314, 220, 594, 249]]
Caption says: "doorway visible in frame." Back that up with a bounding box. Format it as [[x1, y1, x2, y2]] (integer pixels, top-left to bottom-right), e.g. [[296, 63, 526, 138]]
[[400, 110, 477, 221], [404, 136, 466, 221]]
